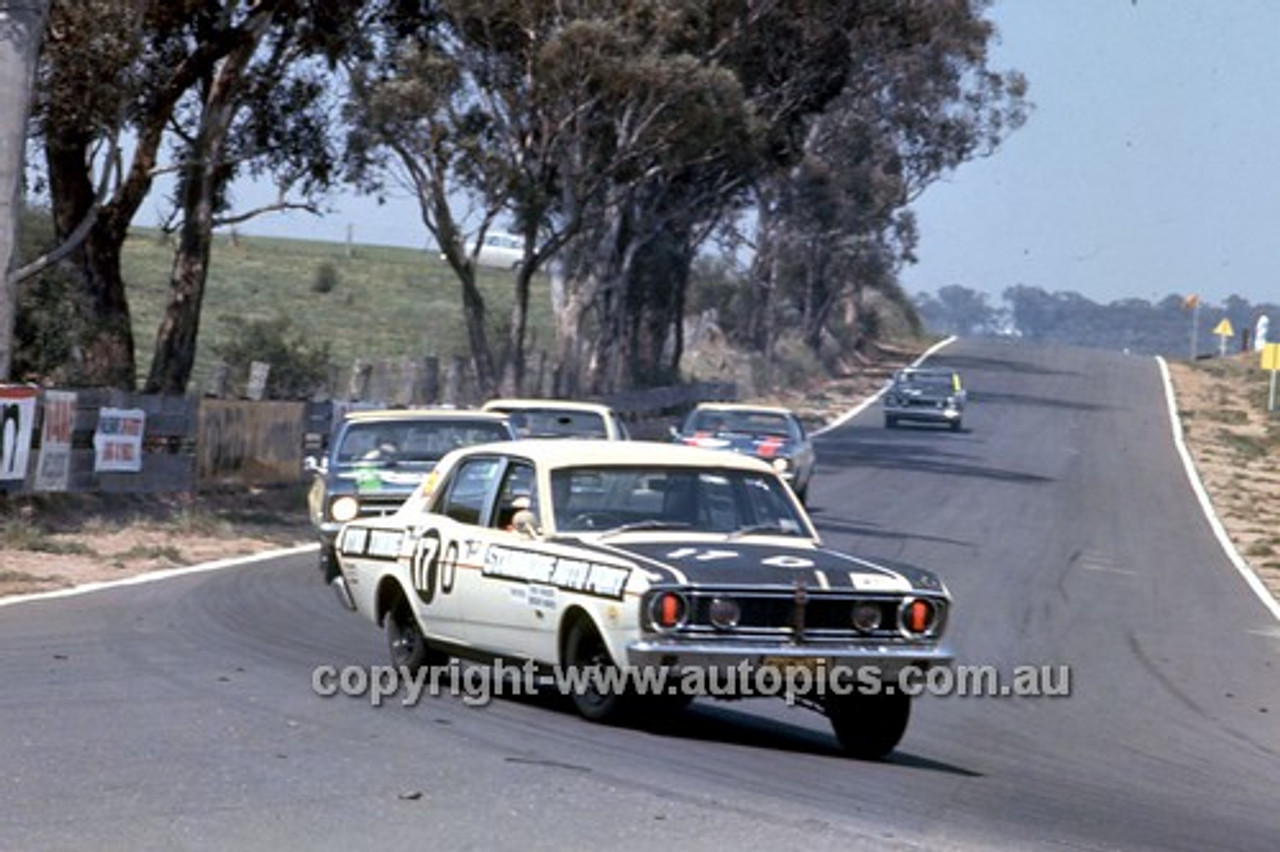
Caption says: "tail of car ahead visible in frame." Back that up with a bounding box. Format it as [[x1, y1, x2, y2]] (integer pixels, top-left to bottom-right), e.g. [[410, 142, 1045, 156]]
[[329, 439, 951, 760]]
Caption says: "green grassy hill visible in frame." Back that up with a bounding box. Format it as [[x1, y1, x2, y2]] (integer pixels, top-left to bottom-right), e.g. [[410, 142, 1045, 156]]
[[121, 229, 555, 393]]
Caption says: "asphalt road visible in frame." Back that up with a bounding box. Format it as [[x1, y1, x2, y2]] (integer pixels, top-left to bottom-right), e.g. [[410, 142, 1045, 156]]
[[2, 338, 1277, 851]]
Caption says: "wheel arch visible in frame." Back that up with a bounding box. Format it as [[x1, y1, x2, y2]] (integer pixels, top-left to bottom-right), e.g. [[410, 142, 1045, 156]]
[[557, 604, 626, 668], [374, 575, 411, 628], [557, 605, 594, 664]]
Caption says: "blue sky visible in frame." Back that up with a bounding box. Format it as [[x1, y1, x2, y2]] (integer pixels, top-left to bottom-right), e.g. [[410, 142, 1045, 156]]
[[899, 0, 1280, 308], [230, 0, 1280, 309]]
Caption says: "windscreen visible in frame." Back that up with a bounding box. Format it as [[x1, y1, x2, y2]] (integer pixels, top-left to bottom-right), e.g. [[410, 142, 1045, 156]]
[[335, 420, 509, 466], [550, 465, 807, 536]]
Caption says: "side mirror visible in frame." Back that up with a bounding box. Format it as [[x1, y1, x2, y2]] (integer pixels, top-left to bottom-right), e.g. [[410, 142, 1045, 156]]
[[304, 456, 325, 474], [668, 424, 681, 441]]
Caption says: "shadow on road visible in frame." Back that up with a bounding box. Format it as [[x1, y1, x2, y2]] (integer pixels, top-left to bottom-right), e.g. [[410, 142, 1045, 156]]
[[814, 428, 1054, 485]]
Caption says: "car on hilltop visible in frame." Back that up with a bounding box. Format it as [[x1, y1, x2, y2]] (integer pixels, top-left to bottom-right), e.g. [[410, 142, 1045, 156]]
[[440, 231, 526, 271]]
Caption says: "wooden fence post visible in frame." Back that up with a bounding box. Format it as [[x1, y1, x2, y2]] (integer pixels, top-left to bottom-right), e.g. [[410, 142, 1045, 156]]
[[419, 356, 440, 405], [348, 359, 372, 401], [246, 361, 270, 401], [444, 356, 464, 406], [206, 362, 230, 399]]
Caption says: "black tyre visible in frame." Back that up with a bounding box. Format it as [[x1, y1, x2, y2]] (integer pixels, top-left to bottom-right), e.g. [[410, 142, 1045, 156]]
[[826, 689, 911, 760], [563, 618, 631, 723], [385, 598, 449, 674], [950, 419, 962, 432]]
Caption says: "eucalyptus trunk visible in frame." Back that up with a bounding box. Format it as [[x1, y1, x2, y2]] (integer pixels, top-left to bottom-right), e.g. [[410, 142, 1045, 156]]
[[0, 0, 52, 380]]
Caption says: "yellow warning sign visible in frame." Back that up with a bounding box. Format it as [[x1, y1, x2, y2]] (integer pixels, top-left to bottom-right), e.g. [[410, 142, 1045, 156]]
[[1212, 318, 1234, 337], [1263, 342, 1280, 371]]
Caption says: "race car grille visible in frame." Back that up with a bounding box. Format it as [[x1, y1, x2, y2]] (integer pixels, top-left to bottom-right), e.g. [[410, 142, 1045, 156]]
[[670, 591, 946, 641], [355, 497, 408, 518]]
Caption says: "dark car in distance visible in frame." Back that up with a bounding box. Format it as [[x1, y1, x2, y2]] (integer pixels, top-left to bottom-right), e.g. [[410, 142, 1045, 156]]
[[882, 367, 966, 431]]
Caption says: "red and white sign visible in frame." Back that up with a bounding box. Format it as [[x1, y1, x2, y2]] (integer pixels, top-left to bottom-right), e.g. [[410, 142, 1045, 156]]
[[93, 407, 146, 473], [35, 390, 77, 491]]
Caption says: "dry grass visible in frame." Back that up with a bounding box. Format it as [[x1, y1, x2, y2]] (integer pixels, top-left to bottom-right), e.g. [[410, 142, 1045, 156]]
[[1168, 353, 1280, 600]]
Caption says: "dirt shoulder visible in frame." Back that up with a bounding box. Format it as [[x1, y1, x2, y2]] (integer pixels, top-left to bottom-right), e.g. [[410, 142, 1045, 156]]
[[0, 486, 314, 597], [1166, 354, 1280, 603], [1, 347, 1277, 608]]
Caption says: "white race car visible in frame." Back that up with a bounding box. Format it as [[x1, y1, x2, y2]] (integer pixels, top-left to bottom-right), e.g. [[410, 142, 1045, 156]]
[[480, 398, 631, 440], [332, 439, 952, 758]]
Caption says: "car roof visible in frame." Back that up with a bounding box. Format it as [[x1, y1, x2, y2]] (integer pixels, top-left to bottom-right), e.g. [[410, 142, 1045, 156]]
[[689, 402, 795, 417], [481, 398, 617, 415], [449, 438, 776, 472], [341, 408, 510, 424]]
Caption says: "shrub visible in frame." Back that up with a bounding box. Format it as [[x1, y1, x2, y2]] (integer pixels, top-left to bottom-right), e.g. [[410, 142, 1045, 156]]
[[211, 314, 332, 400], [312, 262, 340, 294]]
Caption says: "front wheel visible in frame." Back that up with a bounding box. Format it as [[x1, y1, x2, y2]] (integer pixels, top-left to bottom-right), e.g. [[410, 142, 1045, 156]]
[[385, 598, 449, 674], [793, 480, 809, 506], [825, 689, 911, 760], [563, 618, 632, 723]]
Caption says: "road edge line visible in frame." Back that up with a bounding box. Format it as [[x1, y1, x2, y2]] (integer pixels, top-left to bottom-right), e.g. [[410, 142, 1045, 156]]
[[0, 544, 318, 609], [1157, 355, 1280, 623]]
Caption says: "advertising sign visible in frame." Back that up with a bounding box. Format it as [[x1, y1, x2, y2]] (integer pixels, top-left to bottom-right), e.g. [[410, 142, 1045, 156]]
[[34, 390, 77, 491], [93, 407, 146, 473], [0, 385, 39, 484]]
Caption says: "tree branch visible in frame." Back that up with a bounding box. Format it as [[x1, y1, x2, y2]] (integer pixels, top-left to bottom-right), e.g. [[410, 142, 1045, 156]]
[[213, 199, 321, 228], [8, 131, 120, 285]]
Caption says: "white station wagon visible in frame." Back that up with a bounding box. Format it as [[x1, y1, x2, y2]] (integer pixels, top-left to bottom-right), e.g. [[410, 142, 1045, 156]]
[[332, 440, 953, 758]]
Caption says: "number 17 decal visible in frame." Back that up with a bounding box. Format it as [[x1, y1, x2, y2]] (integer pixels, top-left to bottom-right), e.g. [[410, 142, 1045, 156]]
[[411, 530, 441, 603], [411, 528, 459, 603]]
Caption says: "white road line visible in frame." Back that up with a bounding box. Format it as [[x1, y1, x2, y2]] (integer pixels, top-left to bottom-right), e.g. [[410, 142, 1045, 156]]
[[0, 544, 318, 609], [1157, 355, 1280, 623]]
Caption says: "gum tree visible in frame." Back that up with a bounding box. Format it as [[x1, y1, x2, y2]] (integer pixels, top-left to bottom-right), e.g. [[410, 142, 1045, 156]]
[[0, 0, 51, 381], [33, 0, 357, 391]]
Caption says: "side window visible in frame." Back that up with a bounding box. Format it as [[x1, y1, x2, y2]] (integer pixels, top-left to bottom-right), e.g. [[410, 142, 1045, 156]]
[[492, 462, 536, 530], [438, 458, 503, 526]]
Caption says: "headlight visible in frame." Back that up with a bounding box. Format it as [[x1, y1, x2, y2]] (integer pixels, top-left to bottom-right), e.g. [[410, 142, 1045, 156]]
[[330, 495, 360, 523], [708, 597, 741, 630], [771, 457, 791, 473], [851, 602, 883, 632]]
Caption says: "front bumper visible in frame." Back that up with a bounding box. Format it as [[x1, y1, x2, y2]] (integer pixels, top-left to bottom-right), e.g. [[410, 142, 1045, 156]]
[[884, 404, 962, 422], [329, 574, 357, 611], [625, 638, 953, 678]]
